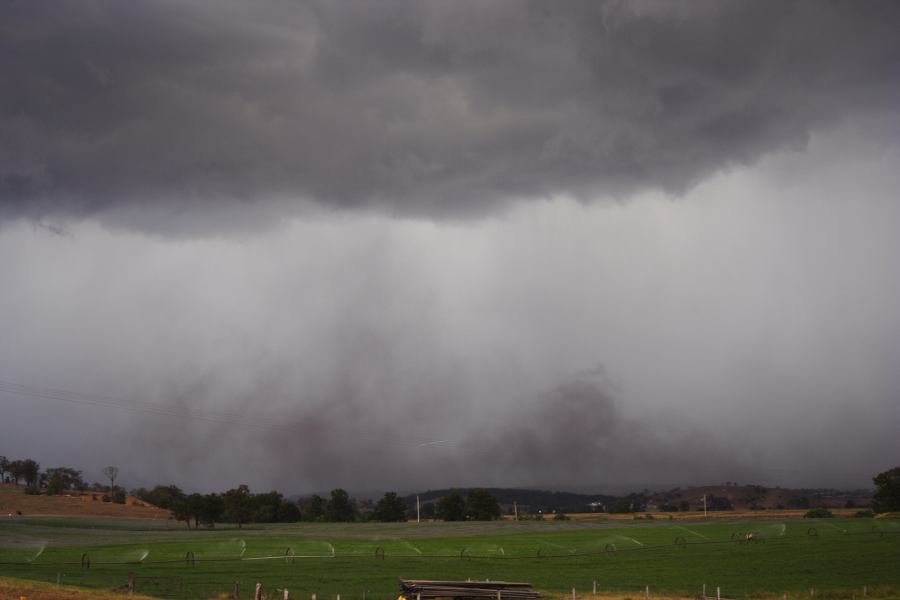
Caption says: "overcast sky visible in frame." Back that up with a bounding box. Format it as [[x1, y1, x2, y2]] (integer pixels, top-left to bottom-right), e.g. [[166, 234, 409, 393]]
[[2, 1, 899, 495]]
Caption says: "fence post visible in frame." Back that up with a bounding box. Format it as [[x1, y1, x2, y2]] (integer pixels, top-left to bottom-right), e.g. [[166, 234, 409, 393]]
[[716, 586, 721, 600], [572, 588, 576, 600], [127, 572, 135, 595], [864, 587, 867, 597], [645, 585, 649, 599], [703, 584, 706, 597], [256, 583, 263, 600], [593, 581, 597, 595], [233, 581, 241, 600], [56, 573, 61, 587]]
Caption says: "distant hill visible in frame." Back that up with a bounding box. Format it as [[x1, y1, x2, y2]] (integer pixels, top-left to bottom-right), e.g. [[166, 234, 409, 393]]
[[404, 484, 872, 515], [0, 483, 171, 519], [647, 484, 872, 512], [404, 487, 617, 514]]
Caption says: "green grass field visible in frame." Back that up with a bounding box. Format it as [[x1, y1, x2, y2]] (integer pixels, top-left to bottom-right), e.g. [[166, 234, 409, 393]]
[[1, 517, 899, 600]]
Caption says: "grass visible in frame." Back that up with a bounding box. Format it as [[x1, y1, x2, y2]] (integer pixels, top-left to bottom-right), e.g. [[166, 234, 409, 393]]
[[1, 517, 898, 600]]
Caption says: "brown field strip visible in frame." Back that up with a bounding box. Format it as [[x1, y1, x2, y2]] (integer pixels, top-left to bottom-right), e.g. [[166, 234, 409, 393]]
[[0, 484, 170, 519]]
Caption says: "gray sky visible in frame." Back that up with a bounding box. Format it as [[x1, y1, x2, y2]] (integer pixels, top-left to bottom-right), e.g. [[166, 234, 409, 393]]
[[1, 1, 899, 495]]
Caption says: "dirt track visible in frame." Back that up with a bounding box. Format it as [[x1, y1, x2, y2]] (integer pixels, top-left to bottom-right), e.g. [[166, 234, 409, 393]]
[[0, 577, 160, 600]]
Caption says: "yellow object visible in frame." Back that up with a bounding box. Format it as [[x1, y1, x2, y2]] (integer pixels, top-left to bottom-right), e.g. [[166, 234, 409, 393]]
[[398, 596, 407, 600]]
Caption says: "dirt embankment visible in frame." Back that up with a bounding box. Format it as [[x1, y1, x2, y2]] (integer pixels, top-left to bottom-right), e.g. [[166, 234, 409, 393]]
[[0, 577, 163, 600], [0, 484, 170, 519]]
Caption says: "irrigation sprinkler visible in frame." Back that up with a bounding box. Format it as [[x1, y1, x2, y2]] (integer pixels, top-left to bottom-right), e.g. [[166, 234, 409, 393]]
[[185, 551, 196, 566], [285, 548, 295, 564], [673, 536, 687, 550], [604, 544, 616, 554], [375, 547, 385, 561], [807, 528, 818, 539]]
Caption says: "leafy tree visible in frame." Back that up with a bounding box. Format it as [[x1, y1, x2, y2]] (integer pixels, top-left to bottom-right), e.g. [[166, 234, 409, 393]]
[[872, 465, 900, 513], [301, 494, 326, 521], [47, 470, 64, 495], [252, 491, 284, 523], [19, 459, 40, 487], [7, 460, 22, 485], [373, 492, 408, 522], [324, 488, 356, 522], [134, 485, 185, 510], [186, 494, 206, 528], [171, 498, 193, 529], [254, 504, 277, 523], [201, 493, 224, 526], [44, 467, 84, 492], [436, 490, 466, 521], [465, 489, 501, 521], [277, 500, 302, 523], [223, 485, 254, 528]]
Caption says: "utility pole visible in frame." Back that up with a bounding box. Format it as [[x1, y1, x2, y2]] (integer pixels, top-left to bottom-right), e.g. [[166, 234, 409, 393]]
[[514, 501, 518, 521], [702, 495, 707, 518], [416, 495, 420, 523]]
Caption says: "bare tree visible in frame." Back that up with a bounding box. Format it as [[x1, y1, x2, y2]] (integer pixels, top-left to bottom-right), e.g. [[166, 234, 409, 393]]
[[102, 466, 119, 497]]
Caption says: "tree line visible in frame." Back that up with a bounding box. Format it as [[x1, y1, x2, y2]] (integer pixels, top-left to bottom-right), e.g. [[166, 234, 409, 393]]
[[0, 456, 119, 499], [0, 454, 503, 525], [132, 485, 503, 527], [5, 453, 897, 522]]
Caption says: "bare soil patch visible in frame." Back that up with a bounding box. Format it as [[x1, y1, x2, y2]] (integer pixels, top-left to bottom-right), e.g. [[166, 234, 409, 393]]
[[0, 484, 170, 520]]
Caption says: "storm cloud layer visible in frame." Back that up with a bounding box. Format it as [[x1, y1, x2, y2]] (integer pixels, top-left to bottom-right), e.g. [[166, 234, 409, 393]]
[[3, 0, 900, 230], [2, 2, 900, 495]]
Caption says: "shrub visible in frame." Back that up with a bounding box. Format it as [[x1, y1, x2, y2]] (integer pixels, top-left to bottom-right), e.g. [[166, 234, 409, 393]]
[[23, 487, 41, 495], [553, 513, 570, 521], [854, 509, 875, 518], [804, 508, 834, 518]]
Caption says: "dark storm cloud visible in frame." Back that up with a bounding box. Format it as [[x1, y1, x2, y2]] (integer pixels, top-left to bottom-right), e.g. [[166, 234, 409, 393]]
[[2, 0, 900, 230], [466, 375, 760, 489]]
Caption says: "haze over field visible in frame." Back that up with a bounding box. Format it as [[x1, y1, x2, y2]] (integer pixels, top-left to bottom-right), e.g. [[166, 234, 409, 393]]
[[2, 1, 899, 494]]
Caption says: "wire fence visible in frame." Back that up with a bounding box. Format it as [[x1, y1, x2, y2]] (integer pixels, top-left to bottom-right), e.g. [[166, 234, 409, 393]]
[[1, 528, 898, 599]]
